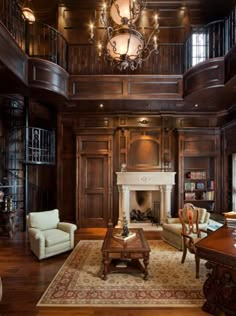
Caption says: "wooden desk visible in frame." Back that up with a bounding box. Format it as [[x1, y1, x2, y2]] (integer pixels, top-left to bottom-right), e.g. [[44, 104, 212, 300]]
[[195, 225, 236, 316], [101, 228, 150, 280]]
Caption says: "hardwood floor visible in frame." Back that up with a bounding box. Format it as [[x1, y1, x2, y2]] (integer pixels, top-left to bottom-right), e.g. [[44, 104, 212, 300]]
[[0, 229, 210, 316]]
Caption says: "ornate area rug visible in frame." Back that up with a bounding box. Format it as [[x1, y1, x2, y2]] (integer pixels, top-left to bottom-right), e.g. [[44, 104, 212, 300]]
[[37, 240, 207, 308]]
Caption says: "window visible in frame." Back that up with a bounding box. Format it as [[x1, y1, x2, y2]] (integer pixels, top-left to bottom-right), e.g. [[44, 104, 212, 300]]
[[184, 30, 209, 70], [191, 32, 208, 66], [232, 153, 236, 212]]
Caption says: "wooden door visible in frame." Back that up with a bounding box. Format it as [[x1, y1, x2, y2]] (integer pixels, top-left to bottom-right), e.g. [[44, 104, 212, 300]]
[[76, 134, 113, 228]]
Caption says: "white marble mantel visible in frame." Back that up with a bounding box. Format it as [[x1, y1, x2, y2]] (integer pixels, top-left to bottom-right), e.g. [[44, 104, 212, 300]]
[[116, 171, 176, 226]]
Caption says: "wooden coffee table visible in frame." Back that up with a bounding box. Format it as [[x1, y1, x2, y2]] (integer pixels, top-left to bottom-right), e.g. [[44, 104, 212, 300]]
[[101, 228, 150, 280]]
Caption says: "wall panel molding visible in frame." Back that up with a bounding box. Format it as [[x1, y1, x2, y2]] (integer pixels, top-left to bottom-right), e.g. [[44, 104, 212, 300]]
[[69, 75, 183, 100], [183, 58, 224, 96], [28, 58, 69, 97]]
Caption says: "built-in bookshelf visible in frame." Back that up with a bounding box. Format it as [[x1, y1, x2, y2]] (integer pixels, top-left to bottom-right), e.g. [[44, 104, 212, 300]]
[[177, 128, 220, 213], [183, 157, 215, 211]]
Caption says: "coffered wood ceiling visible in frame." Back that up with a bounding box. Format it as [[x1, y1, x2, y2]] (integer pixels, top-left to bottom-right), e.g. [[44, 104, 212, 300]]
[[29, 0, 235, 24]]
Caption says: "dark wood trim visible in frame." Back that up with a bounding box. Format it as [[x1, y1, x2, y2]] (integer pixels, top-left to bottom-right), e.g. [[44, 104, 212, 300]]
[[68, 75, 183, 101], [183, 57, 224, 96], [28, 58, 69, 98]]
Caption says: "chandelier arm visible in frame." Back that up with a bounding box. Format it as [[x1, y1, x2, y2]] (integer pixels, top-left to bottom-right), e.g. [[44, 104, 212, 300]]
[[101, 9, 109, 28], [113, 1, 124, 23], [129, 0, 140, 22], [124, 31, 132, 56], [141, 46, 159, 62], [106, 37, 121, 59], [144, 27, 159, 48]]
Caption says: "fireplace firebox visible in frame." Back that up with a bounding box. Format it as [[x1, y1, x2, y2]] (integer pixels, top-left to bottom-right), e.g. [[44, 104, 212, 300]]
[[116, 172, 176, 228]]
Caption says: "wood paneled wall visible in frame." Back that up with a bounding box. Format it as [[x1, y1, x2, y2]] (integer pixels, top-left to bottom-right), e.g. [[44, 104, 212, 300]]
[[57, 113, 182, 225], [57, 3, 192, 75], [68, 75, 183, 100], [68, 44, 184, 75]]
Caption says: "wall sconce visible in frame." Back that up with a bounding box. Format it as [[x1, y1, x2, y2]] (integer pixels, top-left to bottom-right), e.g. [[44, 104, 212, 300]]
[[22, 0, 36, 23], [138, 119, 149, 125]]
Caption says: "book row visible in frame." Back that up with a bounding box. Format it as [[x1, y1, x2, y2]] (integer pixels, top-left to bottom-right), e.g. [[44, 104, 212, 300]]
[[184, 180, 214, 191], [185, 191, 215, 201]]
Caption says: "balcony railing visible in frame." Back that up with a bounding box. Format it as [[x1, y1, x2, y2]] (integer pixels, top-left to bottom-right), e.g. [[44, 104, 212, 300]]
[[28, 22, 69, 71], [0, 0, 25, 50], [185, 20, 225, 71], [1, 0, 236, 75], [185, 5, 236, 71], [0, 0, 68, 71]]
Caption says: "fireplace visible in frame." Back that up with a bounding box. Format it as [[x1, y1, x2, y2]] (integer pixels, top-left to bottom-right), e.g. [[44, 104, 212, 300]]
[[116, 172, 176, 227], [130, 191, 161, 224]]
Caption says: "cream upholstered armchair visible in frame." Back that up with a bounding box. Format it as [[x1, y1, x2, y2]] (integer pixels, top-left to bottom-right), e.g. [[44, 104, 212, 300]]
[[27, 209, 77, 260], [161, 203, 210, 250]]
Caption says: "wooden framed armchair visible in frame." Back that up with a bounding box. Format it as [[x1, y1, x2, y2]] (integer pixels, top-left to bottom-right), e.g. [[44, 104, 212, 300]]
[[179, 203, 209, 278], [162, 203, 210, 251]]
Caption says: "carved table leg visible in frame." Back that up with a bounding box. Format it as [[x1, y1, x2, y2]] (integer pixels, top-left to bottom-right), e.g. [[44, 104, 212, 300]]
[[143, 253, 149, 280], [202, 261, 236, 316], [102, 253, 109, 280]]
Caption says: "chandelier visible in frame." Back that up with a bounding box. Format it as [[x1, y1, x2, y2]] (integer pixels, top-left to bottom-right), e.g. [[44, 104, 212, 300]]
[[89, 0, 160, 71]]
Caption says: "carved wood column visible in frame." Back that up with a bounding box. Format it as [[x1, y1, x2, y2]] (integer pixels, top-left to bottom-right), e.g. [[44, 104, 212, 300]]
[[117, 185, 130, 227], [164, 184, 173, 219], [160, 186, 165, 223]]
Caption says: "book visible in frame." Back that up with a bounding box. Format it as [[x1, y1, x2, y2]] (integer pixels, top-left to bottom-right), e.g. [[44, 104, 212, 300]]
[[188, 171, 206, 180], [223, 212, 236, 228], [225, 219, 236, 228], [184, 182, 195, 191], [113, 232, 136, 241], [115, 260, 129, 268], [207, 180, 214, 189], [196, 182, 205, 190], [223, 211, 236, 219], [207, 219, 223, 231], [224, 217, 236, 228]]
